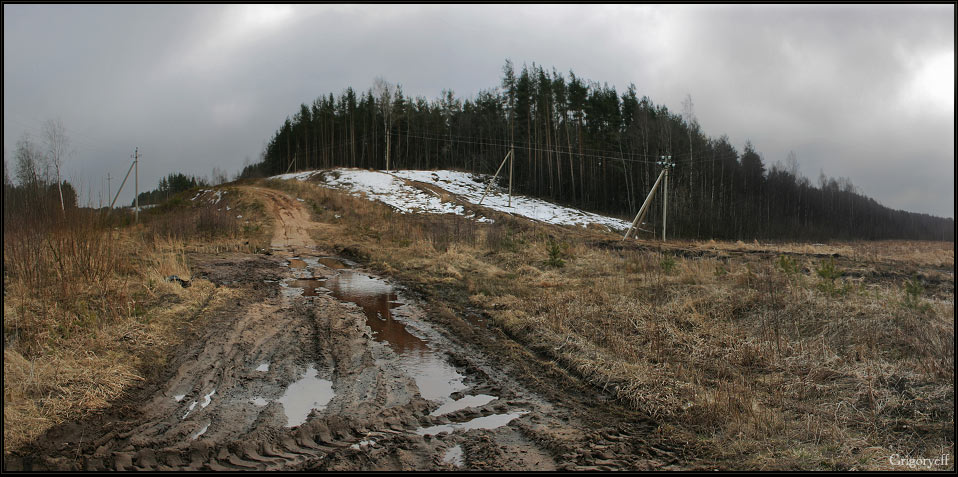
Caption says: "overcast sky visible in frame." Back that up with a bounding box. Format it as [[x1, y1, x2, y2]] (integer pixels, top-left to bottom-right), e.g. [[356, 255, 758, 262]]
[[3, 4, 954, 217]]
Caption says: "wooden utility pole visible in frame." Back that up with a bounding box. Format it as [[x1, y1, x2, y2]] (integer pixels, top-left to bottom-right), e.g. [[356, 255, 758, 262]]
[[107, 173, 111, 210], [659, 155, 674, 241], [508, 147, 514, 207], [109, 156, 136, 210], [134, 147, 139, 224], [479, 149, 514, 206], [623, 168, 666, 240]]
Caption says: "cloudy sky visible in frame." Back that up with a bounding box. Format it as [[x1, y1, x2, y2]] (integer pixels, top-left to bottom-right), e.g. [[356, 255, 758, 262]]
[[3, 4, 954, 217]]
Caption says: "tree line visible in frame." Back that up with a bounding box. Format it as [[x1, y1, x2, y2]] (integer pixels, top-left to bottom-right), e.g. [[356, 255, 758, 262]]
[[244, 60, 953, 242], [133, 172, 209, 207]]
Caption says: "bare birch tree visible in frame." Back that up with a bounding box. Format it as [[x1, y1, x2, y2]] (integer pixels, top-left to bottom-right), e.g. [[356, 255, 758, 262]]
[[373, 77, 393, 171], [42, 118, 70, 214]]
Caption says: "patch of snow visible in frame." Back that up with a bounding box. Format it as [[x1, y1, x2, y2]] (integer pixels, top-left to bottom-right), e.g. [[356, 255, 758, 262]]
[[320, 169, 465, 217], [392, 170, 631, 230], [272, 168, 632, 230], [173, 394, 186, 402], [270, 171, 320, 181]]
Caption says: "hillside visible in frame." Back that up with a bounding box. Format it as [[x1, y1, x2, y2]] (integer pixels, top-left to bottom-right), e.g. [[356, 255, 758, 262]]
[[245, 61, 954, 242]]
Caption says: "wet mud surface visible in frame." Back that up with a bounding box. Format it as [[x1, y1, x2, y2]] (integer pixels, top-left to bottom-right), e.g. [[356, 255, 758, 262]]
[[3, 187, 685, 471]]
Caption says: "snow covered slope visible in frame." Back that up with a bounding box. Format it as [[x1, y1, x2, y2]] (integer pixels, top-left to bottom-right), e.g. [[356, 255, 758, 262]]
[[270, 168, 632, 231]]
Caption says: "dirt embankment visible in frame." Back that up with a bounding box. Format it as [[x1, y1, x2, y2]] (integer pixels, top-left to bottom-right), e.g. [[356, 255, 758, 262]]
[[4, 186, 683, 471]]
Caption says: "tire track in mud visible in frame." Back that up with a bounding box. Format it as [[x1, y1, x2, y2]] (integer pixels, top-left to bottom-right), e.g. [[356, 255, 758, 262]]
[[5, 186, 586, 471]]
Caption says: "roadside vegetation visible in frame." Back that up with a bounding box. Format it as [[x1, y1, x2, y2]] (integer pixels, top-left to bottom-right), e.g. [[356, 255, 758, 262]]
[[2, 169, 269, 453], [267, 176, 954, 470]]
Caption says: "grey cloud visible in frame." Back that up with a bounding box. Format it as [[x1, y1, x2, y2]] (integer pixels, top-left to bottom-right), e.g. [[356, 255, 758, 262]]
[[3, 4, 953, 217]]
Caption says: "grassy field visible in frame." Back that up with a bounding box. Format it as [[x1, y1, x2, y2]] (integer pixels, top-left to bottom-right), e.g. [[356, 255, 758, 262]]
[[2, 186, 270, 453], [266, 176, 954, 470], [3, 175, 953, 470]]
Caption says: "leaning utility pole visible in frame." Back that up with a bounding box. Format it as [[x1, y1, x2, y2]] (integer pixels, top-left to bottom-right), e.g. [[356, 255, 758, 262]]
[[109, 155, 137, 210], [623, 167, 666, 240], [479, 148, 514, 206]]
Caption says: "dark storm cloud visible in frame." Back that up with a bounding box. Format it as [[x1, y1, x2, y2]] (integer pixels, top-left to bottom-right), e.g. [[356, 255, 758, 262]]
[[3, 4, 953, 217]]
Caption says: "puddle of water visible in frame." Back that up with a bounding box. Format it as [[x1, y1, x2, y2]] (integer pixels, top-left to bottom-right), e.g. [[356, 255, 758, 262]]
[[429, 394, 498, 416], [182, 401, 197, 419], [277, 365, 335, 427], [256, 362, 270, 372], [287, 258, 307, 269], [322, 271, 427, 353], [442, 445, 464, 467], [318, 257, 350, 269], [319, 267, 488, 414], [288, 278, 325, 297], [250, 397, 269, 407], [395, 352, 467, 402], [201, 389, 216, 408], [190, 421, 210, 440], [349, 439, 376, 450], [415, 410, 529, 436]]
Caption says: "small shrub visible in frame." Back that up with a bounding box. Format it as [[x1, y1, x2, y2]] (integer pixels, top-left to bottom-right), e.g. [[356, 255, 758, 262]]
[[815, 257, 847, 296], [660, 254, 676, 274], [902, 275, 931, 312], [545, 239, 566, 268], [714, 261, 729, 277], [777, 254, 799, 276]]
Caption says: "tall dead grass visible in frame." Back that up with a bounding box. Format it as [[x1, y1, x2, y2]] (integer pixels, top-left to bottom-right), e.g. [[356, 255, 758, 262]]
[[268, 176, 954, 470], [2, 187, 248, 453]]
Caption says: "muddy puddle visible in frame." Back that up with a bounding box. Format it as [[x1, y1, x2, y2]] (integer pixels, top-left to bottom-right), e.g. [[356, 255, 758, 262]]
[[277, 365, 335, 427], [287, 278, 326, 297], [416, 410, 530, 436], [318, 269, 484, 410], [281, 256, 522, 435], [318, 257, 351, 269], [287, 258, 307, 269], [443, 445, 464, 467]]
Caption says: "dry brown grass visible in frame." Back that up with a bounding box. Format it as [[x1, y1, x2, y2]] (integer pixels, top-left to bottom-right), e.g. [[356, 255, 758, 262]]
[[2, 187, 253, 453], [267, 176, 955, 471]]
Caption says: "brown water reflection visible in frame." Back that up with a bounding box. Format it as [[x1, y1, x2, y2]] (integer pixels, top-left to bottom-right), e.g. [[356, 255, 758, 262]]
[[322, 271, 428, 353], [288, 278, 325, 297], [288, 258, 307, 269], [318, 257, 350, 269]]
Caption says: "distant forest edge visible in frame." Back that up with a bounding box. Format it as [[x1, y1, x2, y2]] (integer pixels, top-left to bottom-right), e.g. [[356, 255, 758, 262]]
[[241, 60, 953, 242]]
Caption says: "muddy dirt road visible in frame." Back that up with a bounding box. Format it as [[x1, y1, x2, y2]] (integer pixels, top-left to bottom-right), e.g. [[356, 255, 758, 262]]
[[5, 187, 683, 471]]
